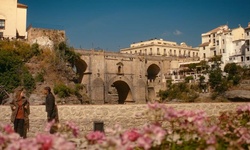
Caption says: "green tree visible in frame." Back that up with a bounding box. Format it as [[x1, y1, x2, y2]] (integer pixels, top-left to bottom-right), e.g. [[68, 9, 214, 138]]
[[224, 63, 242, 85], [209, 68, 228, 93], [0, 41, 36, 93]]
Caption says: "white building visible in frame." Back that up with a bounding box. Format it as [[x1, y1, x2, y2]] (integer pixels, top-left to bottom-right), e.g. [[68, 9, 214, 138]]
[[244, 23, 250, 67], [199, 24, 246, 69], [120, 38, 199, 58], [0, 0, 27, 39]]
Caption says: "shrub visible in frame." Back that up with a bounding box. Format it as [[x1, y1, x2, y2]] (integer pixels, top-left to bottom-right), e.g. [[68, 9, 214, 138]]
[[22, 70, 35, 94], [34, 71, 45, 82], [185, 75, 194, 83], [53, 83, 74, 98]]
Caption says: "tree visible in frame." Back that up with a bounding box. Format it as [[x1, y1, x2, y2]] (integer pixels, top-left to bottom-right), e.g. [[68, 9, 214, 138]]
[[224, 63, 242, 85]]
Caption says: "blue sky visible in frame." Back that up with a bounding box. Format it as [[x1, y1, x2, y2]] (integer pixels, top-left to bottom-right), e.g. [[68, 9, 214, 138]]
[[20, 0, 250, 51]]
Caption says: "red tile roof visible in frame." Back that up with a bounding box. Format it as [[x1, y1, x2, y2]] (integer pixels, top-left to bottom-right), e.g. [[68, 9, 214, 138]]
[[17, 3, 27, 8], [199, 42, 210, 47], [206, 25, 228, 34]]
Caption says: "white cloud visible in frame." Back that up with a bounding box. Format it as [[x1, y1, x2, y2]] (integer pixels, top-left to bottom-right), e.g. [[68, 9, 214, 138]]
[[173, 29, 182, 35]]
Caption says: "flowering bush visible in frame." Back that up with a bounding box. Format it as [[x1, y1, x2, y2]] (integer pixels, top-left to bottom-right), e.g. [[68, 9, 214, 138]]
[[0, 121, 77, 150], [1, 103, 250, 149], [82, 103, 250, 150]]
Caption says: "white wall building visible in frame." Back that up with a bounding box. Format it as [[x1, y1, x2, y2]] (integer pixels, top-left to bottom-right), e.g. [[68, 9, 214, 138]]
[[0, 0, 27, 39], [120, 38, 199, 58], [199, 24, 247, 69], [244, 23, 250, 66]]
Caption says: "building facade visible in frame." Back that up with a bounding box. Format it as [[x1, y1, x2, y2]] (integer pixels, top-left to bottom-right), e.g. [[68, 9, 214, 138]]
[[244, 23, 250, 66], [0, 0, 27, 39], [120, 38, 199, 58], [199, 24, 249, 69]]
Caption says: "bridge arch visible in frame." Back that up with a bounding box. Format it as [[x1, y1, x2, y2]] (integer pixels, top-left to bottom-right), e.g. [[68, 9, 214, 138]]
[[107, 76, 134, 104], [147, 64, 161, 81], [146, 63, 161, 102]]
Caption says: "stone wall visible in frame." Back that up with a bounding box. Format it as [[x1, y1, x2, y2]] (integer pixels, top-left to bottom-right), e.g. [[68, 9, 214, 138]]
[[0, 103, 248, 137], [26, 27, 66, 49]]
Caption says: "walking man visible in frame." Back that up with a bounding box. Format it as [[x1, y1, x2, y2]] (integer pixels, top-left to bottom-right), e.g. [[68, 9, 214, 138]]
[[44, 86, 59, 123]]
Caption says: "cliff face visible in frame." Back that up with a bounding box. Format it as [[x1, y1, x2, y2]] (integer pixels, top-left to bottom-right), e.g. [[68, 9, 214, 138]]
[[25, 54, 82, 105]]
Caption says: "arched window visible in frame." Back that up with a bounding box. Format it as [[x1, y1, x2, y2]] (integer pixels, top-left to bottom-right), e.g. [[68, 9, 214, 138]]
[[116, 62, 124, 75]]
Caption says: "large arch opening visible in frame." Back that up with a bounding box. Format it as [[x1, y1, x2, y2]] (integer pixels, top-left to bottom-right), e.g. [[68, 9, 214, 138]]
[[147, 64, 160, 81], [112, 80, 132, 104], [75, 59, 87, 83]]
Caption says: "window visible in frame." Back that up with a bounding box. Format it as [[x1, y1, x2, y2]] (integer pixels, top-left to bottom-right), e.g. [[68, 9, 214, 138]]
[[247, 57, 250, 61], [203, 53, 206, 58], [164, 49, 166, 55], [217, 40, 219, 45], [203, 46, 205, 50], [0, 19, 5, 29], [247, 32, 249, 36], [222, 39, 225, 44], [157, 48, 160, 55], [223, 49, 225, 53]]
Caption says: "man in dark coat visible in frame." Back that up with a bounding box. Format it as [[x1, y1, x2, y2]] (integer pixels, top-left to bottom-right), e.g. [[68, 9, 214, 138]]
[[44, 86, 59, 123]]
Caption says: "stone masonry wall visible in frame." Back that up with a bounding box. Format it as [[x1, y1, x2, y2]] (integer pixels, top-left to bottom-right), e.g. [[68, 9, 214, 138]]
[[0, 103, 248, 137]]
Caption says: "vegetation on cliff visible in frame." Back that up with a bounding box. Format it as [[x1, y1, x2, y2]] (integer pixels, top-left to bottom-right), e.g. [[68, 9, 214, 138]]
[[0, 40, 83, 104]]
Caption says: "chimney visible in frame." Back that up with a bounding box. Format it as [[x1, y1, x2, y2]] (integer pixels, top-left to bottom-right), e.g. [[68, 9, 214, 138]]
[[248, 22, 250, 27]]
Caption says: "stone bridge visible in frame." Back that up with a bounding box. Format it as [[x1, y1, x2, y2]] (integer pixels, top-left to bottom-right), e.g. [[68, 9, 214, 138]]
[[74, 50, 199, 104]]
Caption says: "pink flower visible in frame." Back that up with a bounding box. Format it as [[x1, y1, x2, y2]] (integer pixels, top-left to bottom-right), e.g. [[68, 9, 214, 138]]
[[147, 102, 166, 110], [237, 104, 250, 114], [137, 136, 152, 150], [65, 121, 79, 137], [3, 124, 14, 134], [143, 124, 166, 145], [86, 131, 105, 144], [122, 129, 141, 143], [36, 134, 53, 150]]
